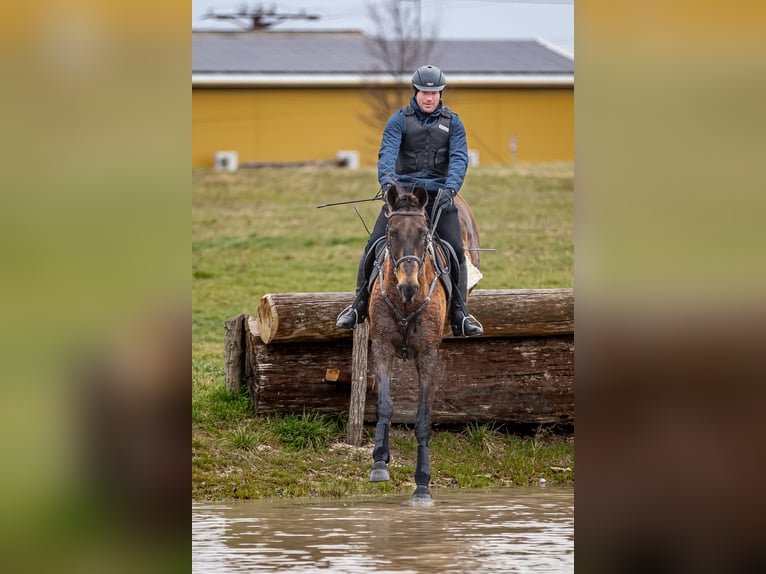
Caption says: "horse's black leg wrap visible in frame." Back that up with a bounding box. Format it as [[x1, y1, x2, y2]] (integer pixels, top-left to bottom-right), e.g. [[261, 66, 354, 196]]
[[369, 422, 391, 482], [413, 445, 432, 499], [414, 445, 431, 486], [372, 422, 390, 464]]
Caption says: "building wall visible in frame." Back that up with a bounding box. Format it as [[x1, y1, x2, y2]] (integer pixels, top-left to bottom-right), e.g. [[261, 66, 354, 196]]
[[449, 87, 574, 165], [192, 86, 573, 168]]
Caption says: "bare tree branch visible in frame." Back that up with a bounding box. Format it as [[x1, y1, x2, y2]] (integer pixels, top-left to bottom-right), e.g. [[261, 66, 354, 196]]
[[359, 0, 440, 133]]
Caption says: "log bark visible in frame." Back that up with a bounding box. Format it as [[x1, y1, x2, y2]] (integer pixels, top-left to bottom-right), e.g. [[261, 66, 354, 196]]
[[246, 330, 573, 425], [257, 292, 354, 344], [244, 316, 259, 407], [346, 321, 370, 446], [223, 314, 245, 393], [256, 289, 573, 344], [468, 289, 574, 338], [248, 337, 363, 416]]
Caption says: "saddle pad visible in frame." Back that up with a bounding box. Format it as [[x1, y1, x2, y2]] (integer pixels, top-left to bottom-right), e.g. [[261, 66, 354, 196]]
[[467, 259, 483, 290]]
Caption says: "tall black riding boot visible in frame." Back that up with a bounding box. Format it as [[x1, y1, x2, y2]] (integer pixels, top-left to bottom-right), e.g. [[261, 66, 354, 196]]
[[450, 262, 484, 337], [336, 247, 374, 329]]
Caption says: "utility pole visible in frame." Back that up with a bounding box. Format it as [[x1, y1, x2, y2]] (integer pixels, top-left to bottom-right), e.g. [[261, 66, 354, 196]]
[[203, 5, 320, 31]]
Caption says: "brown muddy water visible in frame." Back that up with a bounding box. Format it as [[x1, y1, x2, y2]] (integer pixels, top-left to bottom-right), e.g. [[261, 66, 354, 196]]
[[192, 487, 573, 573]]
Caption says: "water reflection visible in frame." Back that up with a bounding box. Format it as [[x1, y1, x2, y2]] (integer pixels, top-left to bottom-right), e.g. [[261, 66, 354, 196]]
[[193, 487, 573, 573]]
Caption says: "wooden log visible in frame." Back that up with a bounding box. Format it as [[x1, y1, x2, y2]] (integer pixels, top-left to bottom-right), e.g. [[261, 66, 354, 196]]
[[256, 289, 573, 344], [469, 289, 574, 338], [223, 314, 245, 393], [257, 292, 354, 344], [346, 321, 370, 446], [247, 337, 372, 416], [246, 330, 573, 425]]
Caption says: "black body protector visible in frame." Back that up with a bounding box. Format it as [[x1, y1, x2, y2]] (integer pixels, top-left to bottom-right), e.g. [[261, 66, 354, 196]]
[[395, 105, 452, 180]]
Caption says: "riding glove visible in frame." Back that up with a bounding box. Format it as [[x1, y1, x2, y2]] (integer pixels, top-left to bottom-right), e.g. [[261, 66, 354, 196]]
[[435, 188, 456, 211]]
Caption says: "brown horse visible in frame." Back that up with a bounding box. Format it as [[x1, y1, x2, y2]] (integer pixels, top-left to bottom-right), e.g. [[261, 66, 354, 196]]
[[367, 184, 481, 502]]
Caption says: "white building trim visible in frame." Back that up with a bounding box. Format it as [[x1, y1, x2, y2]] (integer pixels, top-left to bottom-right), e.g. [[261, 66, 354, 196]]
[[192, 73, 574, 88]]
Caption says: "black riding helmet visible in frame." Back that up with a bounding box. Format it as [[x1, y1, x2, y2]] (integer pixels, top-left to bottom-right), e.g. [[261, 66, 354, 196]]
[[412, 65, 446, 92]]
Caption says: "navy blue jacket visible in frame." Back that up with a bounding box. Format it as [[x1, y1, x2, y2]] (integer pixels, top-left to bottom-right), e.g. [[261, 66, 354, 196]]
[[377, 96, 469, 194]]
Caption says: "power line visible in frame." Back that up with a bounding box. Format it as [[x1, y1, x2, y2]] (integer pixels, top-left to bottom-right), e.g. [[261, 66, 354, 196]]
[[458, 0, 573, 5]]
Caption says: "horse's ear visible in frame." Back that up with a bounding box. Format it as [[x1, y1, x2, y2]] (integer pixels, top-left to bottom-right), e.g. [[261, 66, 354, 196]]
[[386, 184, 399, 211], [414, 186, 429, 210]]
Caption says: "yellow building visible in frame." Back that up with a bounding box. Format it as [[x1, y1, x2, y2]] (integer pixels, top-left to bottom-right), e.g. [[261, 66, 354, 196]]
[[192, 32, 573, 168]]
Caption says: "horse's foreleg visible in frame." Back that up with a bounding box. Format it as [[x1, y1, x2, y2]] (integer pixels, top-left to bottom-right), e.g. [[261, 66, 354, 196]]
[[369, 340, 394, 483], [412, 417, 432, 499], [412, 349, 438, 500], [369, 423, 390, 482]]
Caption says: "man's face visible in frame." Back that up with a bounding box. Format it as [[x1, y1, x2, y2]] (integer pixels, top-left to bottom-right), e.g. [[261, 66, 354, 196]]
[[415, 90, 441, 113]]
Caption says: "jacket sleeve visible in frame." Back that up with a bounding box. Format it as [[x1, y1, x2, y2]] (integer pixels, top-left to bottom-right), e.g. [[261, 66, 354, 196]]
[[445, 113, 469, 192], [377, 111, 405, 186]]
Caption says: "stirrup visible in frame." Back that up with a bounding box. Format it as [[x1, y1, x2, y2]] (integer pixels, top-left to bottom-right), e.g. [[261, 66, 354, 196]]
[[452, 314, 483, 337], [336, 305, 359, 329]]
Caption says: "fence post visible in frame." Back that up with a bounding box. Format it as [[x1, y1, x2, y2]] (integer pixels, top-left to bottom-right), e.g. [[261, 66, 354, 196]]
[[346, 320, 369, 446], [224, 314, 245, 394]]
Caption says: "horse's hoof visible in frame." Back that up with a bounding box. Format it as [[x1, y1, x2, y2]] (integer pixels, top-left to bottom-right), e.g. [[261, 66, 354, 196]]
[[369, 461, 390, 482], [412, 485, 432, 500], [411, 486, 433, 505]]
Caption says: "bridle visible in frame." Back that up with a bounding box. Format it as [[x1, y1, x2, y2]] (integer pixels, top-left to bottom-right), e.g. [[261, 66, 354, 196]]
[[378, 209, 444, 332]]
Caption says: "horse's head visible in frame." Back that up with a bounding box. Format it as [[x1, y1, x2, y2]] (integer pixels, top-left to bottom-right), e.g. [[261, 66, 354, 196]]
[[385, 185, 430, 304]]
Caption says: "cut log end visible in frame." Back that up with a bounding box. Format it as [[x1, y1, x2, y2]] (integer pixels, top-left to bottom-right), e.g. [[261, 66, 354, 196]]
[[257, 294, 278, 344]]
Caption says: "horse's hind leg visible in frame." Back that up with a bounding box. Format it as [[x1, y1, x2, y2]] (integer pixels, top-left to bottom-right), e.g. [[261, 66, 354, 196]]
[[412, 348, 438, 500], [369, 341, 394, 483]]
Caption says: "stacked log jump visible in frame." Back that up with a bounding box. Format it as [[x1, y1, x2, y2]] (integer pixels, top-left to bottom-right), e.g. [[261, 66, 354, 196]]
[[225, 289, 574, 428]]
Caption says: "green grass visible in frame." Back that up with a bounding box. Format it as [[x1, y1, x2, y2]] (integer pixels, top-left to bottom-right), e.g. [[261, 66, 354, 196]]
[[270, 413, 345, 451], [464, 422, 503, 454], [192, 164, 574, 501]]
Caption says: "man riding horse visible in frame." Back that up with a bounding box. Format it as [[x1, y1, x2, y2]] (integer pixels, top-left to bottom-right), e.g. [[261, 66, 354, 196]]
[[336, 64, 483, 337]]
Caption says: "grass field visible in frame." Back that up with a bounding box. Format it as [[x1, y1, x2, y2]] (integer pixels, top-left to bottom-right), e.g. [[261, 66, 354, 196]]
[[192, 163, 574, 500]]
